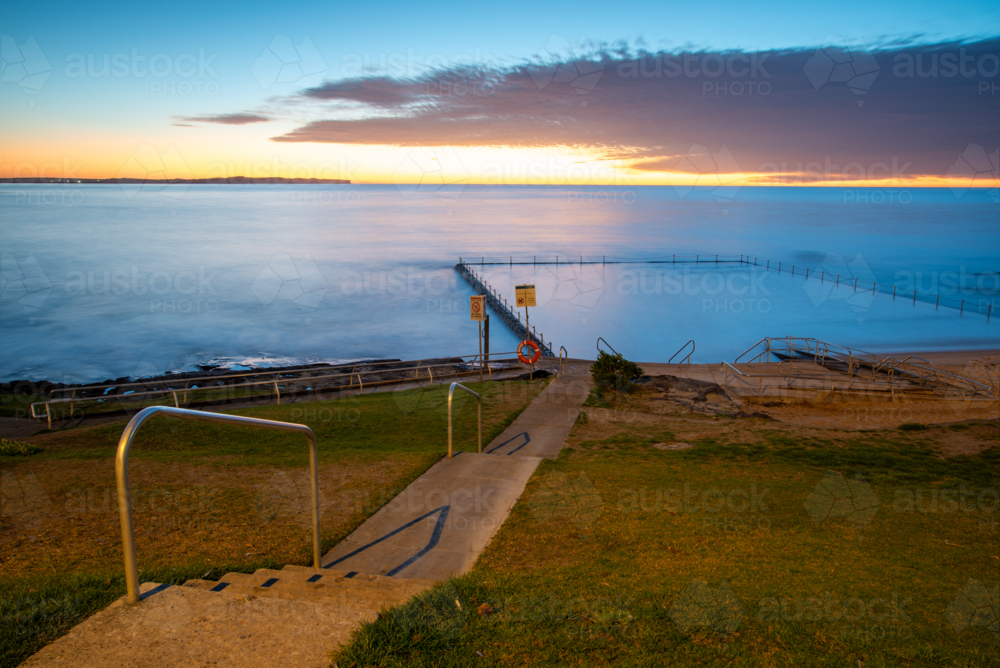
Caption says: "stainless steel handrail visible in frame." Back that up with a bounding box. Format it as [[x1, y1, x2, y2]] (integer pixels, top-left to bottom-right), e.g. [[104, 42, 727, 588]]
[[447, 382, 482, 458], [596, 337, 618, 355], [115, 406, 319, 604], [49, 351, 521, 399], [559, 346, 568, 373], [668, 339, 696, 364], [31, 354, 522, 426], [734, 337, 771, 363]]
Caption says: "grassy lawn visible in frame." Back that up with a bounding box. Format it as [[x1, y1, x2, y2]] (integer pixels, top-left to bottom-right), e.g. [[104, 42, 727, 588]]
[[0, 379, 546, 668], [336, 386, 1000, 667]]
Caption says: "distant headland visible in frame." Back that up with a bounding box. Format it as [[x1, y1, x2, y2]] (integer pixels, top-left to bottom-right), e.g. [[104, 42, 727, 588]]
[[0, 176, 351, 184]]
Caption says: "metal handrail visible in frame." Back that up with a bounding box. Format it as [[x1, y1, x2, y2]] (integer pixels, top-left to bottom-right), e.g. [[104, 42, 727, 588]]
[[596, 337, 618, 355], [668, 339, 696, 364], [31, 354, 522, 426], [48, 351, 521, 399], [49, 361, 371, 397], [115, 406, 319, 604], [559, 346, 568, 373], [447, 382, 482, 458], [734, 337, 771, 363]]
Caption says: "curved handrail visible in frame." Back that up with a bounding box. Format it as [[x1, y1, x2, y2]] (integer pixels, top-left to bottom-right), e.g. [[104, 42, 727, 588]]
[[734, 337, 771, 363], [447, 382, 482, 458], [116, 406, 319, 604], [559, 346, 568, 373], [668, 339, 696, 364], [596, 337, 618, 355]]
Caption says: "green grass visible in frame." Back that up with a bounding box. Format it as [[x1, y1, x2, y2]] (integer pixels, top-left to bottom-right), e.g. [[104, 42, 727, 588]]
[[336, 422, 1000, 667], [0, 380, 545, 668]]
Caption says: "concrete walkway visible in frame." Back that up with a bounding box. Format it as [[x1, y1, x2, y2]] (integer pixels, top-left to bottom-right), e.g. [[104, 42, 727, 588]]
[[23, 370, 593, 667], [318, 372, 593, 580]]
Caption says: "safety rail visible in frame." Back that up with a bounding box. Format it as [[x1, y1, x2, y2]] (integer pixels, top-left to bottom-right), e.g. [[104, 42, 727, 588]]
[[559, 346, 569, 373], [116, 406, 319, 604], [48, 360, 377, 398], [30, 353, 522, 428], [669, 340, 696, 364], [597, 337, 618, 355], [447, 382, 482, 458], [726, 336, 993, 398]]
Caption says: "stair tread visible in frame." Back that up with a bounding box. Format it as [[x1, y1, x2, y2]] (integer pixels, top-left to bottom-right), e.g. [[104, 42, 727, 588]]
[[282, 564, 438, 588], [181, 579, 405, 611], [207, 570, 429, 598]]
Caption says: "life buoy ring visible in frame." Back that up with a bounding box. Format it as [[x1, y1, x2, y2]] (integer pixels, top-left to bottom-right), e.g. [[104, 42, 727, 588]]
[[517, 340, 541, 365]]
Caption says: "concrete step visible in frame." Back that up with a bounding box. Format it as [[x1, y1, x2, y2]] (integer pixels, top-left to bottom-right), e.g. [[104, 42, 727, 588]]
[[25, 582, 371, 667], [281, 564, 438, 588], [180, 565, 434, 613]]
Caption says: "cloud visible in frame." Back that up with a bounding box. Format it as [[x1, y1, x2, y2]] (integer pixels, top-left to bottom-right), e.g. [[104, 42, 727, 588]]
[[179, 113, 272, 125], [208, 38, 1000, 179]]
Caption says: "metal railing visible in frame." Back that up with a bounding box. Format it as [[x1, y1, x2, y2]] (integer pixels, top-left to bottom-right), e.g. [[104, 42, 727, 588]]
[[116, 406, 319, 604], [724, 336, 993, 398], [447, 382, 482, 458], [559, 346, 569, 373], [31, 352, 521, 427], [669, 340, 696, 364], [597, 337, 618, 355]]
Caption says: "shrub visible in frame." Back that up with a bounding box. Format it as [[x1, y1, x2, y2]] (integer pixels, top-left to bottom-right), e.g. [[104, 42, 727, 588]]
[[590, 351, 645, 391], [0, 439, 41, 456], [898, 423, 929, 431]]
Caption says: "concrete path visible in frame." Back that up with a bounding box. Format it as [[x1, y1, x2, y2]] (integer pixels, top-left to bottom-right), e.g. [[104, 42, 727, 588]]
[[482, 372, 592, 459], [317, 372, 593, 580], [23, 369, 593, 667]]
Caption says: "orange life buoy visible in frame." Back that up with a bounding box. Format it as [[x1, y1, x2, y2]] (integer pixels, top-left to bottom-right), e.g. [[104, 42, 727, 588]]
[[517, 340, 541, 365]]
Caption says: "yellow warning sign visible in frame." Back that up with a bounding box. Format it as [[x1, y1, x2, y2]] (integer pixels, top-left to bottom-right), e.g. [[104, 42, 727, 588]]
[[515, 284, 536, 307], [470, 295, 485, 321]]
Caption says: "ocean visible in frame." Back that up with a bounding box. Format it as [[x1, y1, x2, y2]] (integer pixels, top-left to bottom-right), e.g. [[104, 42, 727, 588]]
[[1, 183, 997, 384]]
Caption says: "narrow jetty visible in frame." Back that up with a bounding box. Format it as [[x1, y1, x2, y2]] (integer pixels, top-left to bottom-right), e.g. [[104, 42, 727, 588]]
[[455, 260, 555, 357]]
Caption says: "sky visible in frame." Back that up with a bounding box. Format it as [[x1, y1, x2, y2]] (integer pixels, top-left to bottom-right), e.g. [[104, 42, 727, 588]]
[[2, 0, 999, 186]]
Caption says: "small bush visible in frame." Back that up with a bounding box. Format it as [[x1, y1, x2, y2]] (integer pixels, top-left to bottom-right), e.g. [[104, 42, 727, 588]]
[[0, 439, 41, 456], [590, 351, 644, 392], [898, 423, 929, 431]]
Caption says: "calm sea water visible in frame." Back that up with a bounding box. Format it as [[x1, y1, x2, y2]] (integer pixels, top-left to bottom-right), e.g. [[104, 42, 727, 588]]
[[1, 184, 997, 383]]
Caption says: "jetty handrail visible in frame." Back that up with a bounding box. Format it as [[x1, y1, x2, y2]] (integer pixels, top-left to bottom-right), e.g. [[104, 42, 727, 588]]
[[596, 337, 618, 355], [668, 340, 696, 364], [559, 346, 568, 373], [115, 406, 319, 604], [447, 382, 482, 458], [455, 260, 555, 356]]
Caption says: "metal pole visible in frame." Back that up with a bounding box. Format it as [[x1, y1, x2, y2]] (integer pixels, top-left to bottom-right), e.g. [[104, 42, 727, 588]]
[[478, 320, 483, 382]]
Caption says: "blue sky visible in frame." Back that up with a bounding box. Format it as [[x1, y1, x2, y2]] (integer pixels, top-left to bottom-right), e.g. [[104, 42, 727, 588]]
[[3, 0, 998, 183]]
